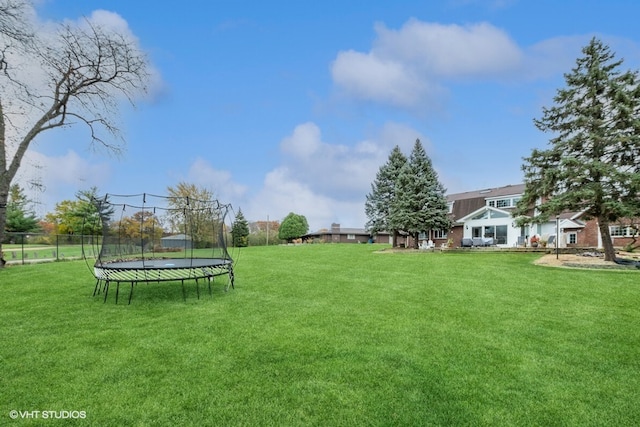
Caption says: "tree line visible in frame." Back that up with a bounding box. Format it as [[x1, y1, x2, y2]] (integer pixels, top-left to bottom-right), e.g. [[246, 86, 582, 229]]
[[2, 181, 309, 249]]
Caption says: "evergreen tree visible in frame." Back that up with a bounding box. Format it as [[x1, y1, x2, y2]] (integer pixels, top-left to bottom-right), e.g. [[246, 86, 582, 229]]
[[389, 139, 451, 249], [365, 145, 407, 244], [516, 38, 640, 262], [5, 184, 39, 233], [278, 212, 309, 243], [231, 209, 250, 247]]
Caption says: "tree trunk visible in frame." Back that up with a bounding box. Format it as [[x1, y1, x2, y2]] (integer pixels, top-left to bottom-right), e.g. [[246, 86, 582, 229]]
[[412, 232, 419, 249], [598, 217, 617, 262], [0, 184, 7, 267]]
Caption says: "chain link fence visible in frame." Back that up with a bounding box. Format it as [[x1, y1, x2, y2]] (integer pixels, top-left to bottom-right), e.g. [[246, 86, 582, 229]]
[[2, 232, 96, 265]]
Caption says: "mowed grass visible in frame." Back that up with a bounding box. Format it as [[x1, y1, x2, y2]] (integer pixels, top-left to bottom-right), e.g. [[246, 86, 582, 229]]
[[1, 244, 639, 426]]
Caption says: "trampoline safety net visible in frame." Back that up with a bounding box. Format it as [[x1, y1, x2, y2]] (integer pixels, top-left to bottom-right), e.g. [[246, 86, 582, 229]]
[[81, 192, 235, 303]]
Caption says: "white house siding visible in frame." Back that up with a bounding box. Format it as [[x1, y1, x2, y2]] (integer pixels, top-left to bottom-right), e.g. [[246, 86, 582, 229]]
[[459, 207, 522, 247]]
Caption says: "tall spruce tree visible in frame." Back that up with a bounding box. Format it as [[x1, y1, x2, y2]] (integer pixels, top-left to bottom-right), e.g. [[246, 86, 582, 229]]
[[389, 139, 451, 249], [231, 208, 250, 247], [365, 145, 407, 245], [5, 184, 38, 233], [516, 38, 640, 262]]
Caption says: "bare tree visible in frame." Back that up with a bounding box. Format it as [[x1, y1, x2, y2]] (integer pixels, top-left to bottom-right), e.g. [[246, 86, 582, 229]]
[[0, 0, 150, 266]]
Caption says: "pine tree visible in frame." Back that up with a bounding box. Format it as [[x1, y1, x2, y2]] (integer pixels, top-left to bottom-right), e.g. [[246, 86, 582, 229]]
[[389, 139, 451, 248], [365, 145, 407, 245], [231, 209, 250, 247], [5, 184, 38, 233], [517, 38, 640, 262]]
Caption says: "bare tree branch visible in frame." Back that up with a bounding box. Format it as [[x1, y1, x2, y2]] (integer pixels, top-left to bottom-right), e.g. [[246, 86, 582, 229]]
[[0, 0, 151, 267]]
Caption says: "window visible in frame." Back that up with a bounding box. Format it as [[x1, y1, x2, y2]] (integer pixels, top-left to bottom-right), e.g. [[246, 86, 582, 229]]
[[471, 209, 508, 220], [347, 234, 355, 240], [610, 226, 624, 237], [472, 211, 490, 220], [486, 196, 521, 208], [433, 230, 448, 239], [568, 232, 577, 244], [448, 201, 454, 214], [610, 226, 637, 237]]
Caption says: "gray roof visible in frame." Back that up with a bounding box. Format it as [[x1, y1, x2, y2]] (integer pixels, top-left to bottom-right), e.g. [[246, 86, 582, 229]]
[[161, 234, 192, 240], [447, 183, 526, 202]]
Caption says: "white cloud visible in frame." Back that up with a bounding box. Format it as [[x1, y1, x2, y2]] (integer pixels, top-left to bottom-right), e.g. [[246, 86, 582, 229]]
[[331, 19, 523, 109], [16, 149, 111, 216], [331, 50, 431, 107], [375, 20, 522, 77], [279, 122, 424, 201], [246, 167, 363, 232], [242, 121, 430, 231], [331, 18, 618, 110], [185, 157, 248, 203]]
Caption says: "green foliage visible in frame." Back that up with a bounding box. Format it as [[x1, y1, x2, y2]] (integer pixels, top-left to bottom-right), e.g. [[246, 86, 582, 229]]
[[278, 212, 309, 242], [365, 145, 407, 234], [368, 140, 450, 247], [4, 184, 39, 233], [389, 139, 451, 247], [166, 182, 218, 245], [45, 187, 102, 235], [1, 246, 639, 425], [517, 38, 640, 261], [231, 208, 250, 247]]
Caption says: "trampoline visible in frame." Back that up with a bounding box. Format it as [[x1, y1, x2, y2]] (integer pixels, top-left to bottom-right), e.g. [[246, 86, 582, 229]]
[[82, 192, 236, 304]]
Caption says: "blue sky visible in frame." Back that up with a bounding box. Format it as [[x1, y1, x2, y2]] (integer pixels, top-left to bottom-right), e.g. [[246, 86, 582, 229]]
[[16, 0, 640, 231]]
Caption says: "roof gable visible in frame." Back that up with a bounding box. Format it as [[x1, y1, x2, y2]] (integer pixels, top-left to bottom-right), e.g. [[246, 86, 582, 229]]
[[457, 205, 513, 223]]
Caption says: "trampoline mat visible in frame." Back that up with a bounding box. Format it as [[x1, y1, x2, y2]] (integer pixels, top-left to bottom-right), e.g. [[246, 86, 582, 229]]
[[96, 258, 231, 270]]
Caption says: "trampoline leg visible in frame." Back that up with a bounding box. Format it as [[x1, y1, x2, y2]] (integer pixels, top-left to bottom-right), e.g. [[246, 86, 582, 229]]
[[93, 279, 100, 297], [128, 282, 134, 305], [103, 281, 110, 303], [115, 282, 120, 304], [196, 278, 200, 300], [226, 267, 234, 291], [208, 276, 212, 296], [181, 279, 186, 302]]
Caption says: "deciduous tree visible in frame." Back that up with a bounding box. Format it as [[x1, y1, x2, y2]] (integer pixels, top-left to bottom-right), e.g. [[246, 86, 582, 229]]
[[0, 0, 151, 266], [278, 212, 308, 243], [165, 182, 219, 248]]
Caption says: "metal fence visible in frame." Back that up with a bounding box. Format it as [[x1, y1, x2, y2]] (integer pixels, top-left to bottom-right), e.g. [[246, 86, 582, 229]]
[[2, 232, 93, 265]]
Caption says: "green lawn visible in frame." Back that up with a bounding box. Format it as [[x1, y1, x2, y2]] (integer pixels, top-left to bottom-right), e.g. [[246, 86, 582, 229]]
[[1, 244, 639, 426]]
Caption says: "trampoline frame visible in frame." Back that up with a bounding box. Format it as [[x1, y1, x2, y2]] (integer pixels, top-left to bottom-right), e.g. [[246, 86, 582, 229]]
[[93, 257, 234, 304], [83, 192, 236, 304]]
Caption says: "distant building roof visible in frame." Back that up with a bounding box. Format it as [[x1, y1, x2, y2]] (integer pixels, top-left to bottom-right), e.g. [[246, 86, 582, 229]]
[[161, 234, 192, 240], [447, 183, 526, 202]]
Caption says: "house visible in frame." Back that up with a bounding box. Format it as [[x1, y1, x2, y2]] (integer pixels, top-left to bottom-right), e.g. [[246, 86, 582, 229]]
[[303, 223, 390, 244], [160, 233, 193, 249], [306, 184, 637, 249], [446, 184, 528, 248], [444, 183, 636, 249]]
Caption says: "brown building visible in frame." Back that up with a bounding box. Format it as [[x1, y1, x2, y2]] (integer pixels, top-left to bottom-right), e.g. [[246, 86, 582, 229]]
[[303, 223, 390, 244]]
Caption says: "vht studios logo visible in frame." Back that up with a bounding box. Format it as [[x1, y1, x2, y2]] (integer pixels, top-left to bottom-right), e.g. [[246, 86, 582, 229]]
[[9, 410, 87, 419]]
